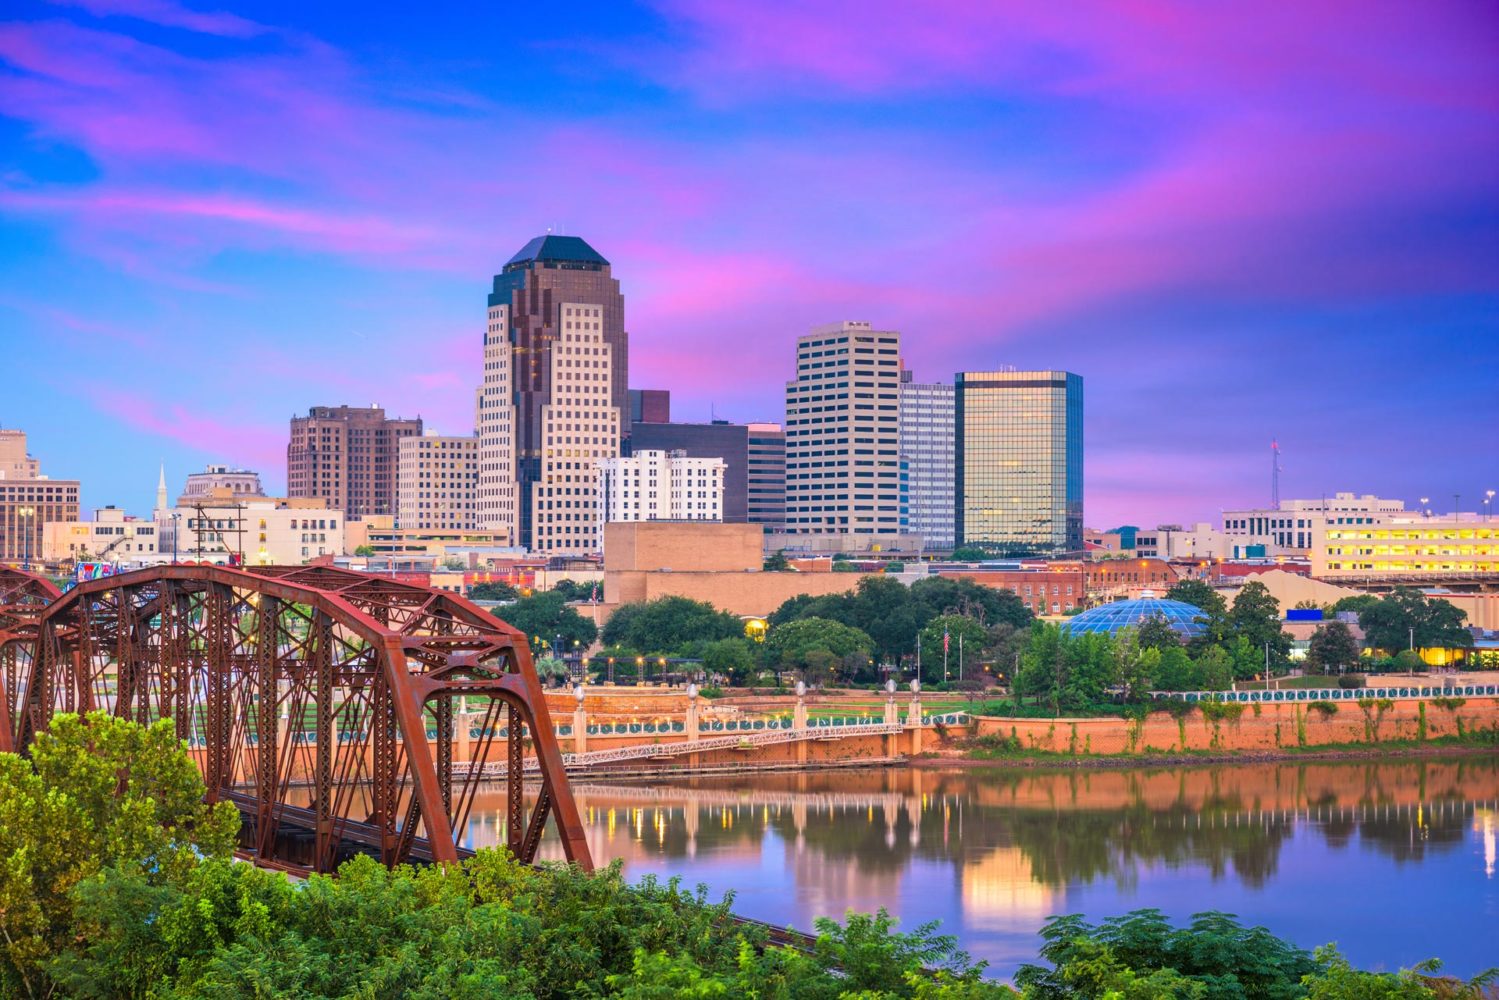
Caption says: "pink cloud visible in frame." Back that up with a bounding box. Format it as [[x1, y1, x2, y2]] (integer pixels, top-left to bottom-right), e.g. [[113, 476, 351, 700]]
[[49, 0, 271, 38], [92, 387, 285, 470]]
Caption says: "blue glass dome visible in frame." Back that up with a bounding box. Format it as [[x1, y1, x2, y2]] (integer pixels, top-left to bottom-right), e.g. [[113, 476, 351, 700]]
[[1062, 596, 1209, 638]]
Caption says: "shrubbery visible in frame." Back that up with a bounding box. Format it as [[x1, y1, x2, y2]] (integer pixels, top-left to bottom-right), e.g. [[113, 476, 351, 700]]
[[3, 715, 1491, 998]]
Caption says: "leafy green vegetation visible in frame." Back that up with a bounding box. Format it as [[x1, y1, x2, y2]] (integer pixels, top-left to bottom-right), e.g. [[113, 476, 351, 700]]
[[3, 714, 1492, 998], [1356, 587, 1472, 654]]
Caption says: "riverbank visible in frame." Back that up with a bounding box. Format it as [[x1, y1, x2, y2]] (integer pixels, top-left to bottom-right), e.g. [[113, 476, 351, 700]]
[[917, 732, 1499, 770]]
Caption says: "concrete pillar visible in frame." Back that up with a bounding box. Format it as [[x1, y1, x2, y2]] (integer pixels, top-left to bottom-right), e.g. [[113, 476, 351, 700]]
[[794, 681, 808, 764], [686, 683, 701, 767], [573, 685, 588, 754], [907, 679, 923, 755], [883, 678, 898, 756]]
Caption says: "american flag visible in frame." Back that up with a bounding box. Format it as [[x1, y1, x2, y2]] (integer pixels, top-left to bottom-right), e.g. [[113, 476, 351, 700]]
[[942, 625, 950, 654]]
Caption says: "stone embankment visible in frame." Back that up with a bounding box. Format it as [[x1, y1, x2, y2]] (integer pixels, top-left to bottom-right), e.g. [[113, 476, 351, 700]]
[[972, 694, 1499, 755]]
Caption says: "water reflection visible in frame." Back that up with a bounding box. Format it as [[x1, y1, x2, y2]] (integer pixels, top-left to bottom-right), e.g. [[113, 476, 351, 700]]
[[467, 756, 1499, 977]]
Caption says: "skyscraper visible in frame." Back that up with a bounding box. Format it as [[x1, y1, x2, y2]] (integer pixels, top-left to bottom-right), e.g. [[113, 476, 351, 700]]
[[287, 405, 421, 518], [955, 370, 1083, 556], [784, 321, 902, 536], [898, 372, 955, 549], [746, 422, 786, 532], [477, 235, 627, 554]]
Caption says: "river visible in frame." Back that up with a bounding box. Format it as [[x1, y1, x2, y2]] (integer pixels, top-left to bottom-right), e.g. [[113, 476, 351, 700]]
[[482, 755, 1499, 978]]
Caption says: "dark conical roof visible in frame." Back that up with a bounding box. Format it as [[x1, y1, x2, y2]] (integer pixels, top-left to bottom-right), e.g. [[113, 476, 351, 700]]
[[505, 235, 608, 268]]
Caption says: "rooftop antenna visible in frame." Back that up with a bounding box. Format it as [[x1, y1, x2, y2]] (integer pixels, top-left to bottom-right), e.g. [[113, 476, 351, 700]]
[[1270, 439, 1282, 508]]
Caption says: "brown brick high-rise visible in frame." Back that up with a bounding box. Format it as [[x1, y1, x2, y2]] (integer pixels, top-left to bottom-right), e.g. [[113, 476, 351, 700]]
[[287, 405, 421, 518]]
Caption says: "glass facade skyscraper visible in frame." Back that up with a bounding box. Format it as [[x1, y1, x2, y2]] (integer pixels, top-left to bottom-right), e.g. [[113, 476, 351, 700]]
[[898, 373, 955, 549], [955, 370, 1082, 556]]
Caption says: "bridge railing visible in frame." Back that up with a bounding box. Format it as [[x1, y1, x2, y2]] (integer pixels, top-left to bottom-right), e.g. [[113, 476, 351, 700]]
[[1152, 684, 1499, 704]]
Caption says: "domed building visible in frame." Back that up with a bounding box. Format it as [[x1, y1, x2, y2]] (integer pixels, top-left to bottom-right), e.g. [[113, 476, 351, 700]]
[[1061, 594, 1210, 639]]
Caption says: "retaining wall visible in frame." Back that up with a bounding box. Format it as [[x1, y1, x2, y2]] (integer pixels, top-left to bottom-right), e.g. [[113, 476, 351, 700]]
[[972, 696, 1499, 755]]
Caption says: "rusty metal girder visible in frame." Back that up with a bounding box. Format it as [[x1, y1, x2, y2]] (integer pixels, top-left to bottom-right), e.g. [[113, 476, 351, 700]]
[[9, 564, 591, 875]]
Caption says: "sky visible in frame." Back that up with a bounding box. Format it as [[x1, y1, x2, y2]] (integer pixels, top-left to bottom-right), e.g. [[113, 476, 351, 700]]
[[2, 0, 1497, 528]]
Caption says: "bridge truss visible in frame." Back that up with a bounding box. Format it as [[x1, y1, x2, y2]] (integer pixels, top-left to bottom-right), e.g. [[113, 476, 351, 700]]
[[4, 564, 591, 875]]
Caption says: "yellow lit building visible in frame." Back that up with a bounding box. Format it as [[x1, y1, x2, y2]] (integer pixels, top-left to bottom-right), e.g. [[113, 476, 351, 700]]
[[1311, 515, 1499, 579]]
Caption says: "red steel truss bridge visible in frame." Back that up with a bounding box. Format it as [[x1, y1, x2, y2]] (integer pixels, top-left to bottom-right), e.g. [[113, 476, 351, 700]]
[[0, 564, 592, 876]]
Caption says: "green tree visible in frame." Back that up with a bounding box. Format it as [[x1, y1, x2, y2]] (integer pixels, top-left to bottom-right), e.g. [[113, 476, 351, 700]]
[[919, 614, 988, 682], [1165, 578, 1227, 618], [468, 580, 518, 601], [552, 578, 601, 602], [1306, 621, 1361, 674], [1358, 587, 1472, 655], [353, 544, 375, 557], [1329, 593, 1382, 617], [1228, 581, 1291, 665], [601, 596, 741, 655], [0, 713, 240, 997], [1134, 614, 1181, 651], [950, 546, 988, 562], [767, 617, 873, 680], [500, 590, 598, 653], [701, 637, 756, 684], [762, 549, 790, 571]]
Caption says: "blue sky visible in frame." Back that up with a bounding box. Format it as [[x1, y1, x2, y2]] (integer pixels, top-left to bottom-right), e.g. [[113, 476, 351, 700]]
[[2, 0, 1497, 524]]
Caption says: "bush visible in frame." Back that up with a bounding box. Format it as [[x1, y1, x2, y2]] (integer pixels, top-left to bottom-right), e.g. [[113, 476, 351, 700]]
[[1308, 700, 1339, 718], [1338, 673, 1366, 689]]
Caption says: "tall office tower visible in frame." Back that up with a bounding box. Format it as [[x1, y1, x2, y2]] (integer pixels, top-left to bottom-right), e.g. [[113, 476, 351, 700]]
[[784, 321, 902, 535], [0, 428, 80, 566], [955, 370, 1083, 556], [629, 420, 749, 522], [898, 371, 955, 549], [628, 389, 671, 424], [598, 449, 725, 525], [477, 235, 627, 554], [397, 435, 480, 532], [746, 422, 786, 532], [287, 405, 421, 518]]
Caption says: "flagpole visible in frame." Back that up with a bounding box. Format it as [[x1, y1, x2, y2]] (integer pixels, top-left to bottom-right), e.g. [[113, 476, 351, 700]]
[[959, 633, 964, 681]]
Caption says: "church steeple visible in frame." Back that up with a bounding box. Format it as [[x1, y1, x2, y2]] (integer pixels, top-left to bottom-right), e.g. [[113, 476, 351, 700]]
[[155, 463, 168, 514]]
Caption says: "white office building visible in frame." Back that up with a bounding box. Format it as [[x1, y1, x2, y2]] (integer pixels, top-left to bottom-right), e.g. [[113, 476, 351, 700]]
[[598, 449, 724, 526], [784, 321, 902, 535]]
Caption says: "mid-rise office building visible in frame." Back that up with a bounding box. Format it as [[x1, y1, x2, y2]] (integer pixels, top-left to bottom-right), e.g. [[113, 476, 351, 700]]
[[898, 372, 955, 549], [0, 428, 80, 567], [287, 405, 421, 518], [598, 449, 725, 525], [746, 422, 786, 532], [477, 235, 627, 554], [396, 434, 480, 533], [628, 420, 748, 522], [175, 497, 342, 565], [1312, 512, 1497, 579], [1223, 493, 1407, 558], [955, 370, 1082, 556], [628, 389, 670, 425], [43, 506, 158, 563], [784, 321, 902, 535]]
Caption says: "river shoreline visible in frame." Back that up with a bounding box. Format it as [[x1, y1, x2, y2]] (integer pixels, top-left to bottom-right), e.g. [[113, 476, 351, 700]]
[[915, 740, 1499, 770]]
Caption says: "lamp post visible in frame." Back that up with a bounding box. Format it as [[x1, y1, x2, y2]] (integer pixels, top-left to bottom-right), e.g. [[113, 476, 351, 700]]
[[1420, 497, 1430, 518], [1485, 490, 1494, 522], [170, 512, 181, 563], [18, 505, 34, 572]]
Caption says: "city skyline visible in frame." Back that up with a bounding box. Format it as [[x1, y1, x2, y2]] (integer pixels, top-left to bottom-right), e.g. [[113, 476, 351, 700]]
[[3, 1, 1496, 525]]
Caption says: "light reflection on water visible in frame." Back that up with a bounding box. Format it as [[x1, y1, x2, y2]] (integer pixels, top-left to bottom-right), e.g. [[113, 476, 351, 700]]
[[466, 756, 1499, 978]]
